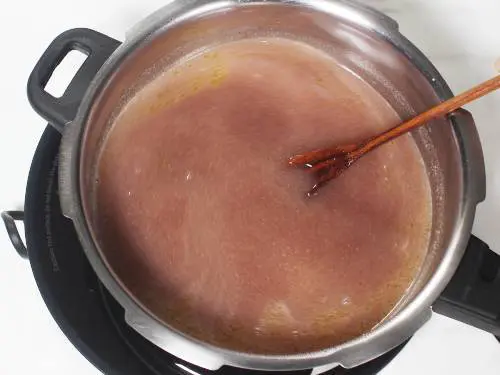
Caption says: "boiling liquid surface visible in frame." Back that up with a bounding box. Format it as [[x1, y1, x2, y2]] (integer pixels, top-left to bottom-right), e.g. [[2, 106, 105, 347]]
[[96, 38, 431, 354]]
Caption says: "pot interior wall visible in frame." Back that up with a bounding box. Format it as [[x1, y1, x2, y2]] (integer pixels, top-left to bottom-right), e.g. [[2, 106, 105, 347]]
[[80, 2, 462, 342]]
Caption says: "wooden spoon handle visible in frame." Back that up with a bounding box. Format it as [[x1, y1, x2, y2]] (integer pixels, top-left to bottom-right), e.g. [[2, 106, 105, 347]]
[[355, 75, 500, 156]]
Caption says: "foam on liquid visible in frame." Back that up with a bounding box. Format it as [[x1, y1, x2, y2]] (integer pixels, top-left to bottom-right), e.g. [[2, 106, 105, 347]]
[[96, 38, 432, 354]]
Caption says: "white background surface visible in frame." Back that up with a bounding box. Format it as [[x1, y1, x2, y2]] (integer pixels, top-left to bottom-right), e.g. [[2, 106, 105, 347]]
[[1, 0, 500, 374]]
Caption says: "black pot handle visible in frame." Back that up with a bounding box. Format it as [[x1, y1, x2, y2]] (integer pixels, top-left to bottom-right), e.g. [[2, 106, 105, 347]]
[[1, 211, 28, 259], [434, 235, 500, 337], [27, 28, 120, 132]]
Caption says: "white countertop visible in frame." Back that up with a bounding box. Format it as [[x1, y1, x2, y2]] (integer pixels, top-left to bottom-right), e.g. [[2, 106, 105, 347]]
[[1, 0, 499, 374]]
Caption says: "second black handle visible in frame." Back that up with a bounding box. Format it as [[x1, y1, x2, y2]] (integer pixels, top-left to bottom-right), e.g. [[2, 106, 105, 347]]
[[434, 235, 500, 337]]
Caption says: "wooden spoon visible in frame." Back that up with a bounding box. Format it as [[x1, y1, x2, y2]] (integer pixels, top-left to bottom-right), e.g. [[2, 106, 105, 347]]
[[289, 75, 500, 197]]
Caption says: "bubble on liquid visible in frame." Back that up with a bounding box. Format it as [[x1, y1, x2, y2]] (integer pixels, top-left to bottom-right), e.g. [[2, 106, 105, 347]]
[[292, 330, 299, 337], [254, 326, 263, 336], [342, 296, 351, 306]]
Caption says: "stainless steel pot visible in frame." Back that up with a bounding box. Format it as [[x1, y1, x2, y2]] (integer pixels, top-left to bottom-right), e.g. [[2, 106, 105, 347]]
[[22, 0, 493, 372]]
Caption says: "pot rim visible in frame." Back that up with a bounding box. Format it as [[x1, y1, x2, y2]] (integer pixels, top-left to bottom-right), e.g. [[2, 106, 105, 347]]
[[58, 0, 486, 371]]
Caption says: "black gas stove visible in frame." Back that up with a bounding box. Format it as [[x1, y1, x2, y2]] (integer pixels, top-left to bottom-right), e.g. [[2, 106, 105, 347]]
[[3, 125, 500, 375]]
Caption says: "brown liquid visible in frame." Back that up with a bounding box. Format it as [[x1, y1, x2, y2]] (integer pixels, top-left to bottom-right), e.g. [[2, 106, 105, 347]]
[[95, 39, 431, 354]]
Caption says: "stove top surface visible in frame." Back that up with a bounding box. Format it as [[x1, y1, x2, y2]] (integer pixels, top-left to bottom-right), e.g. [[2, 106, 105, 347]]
[[21, 126, 408, 375]]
